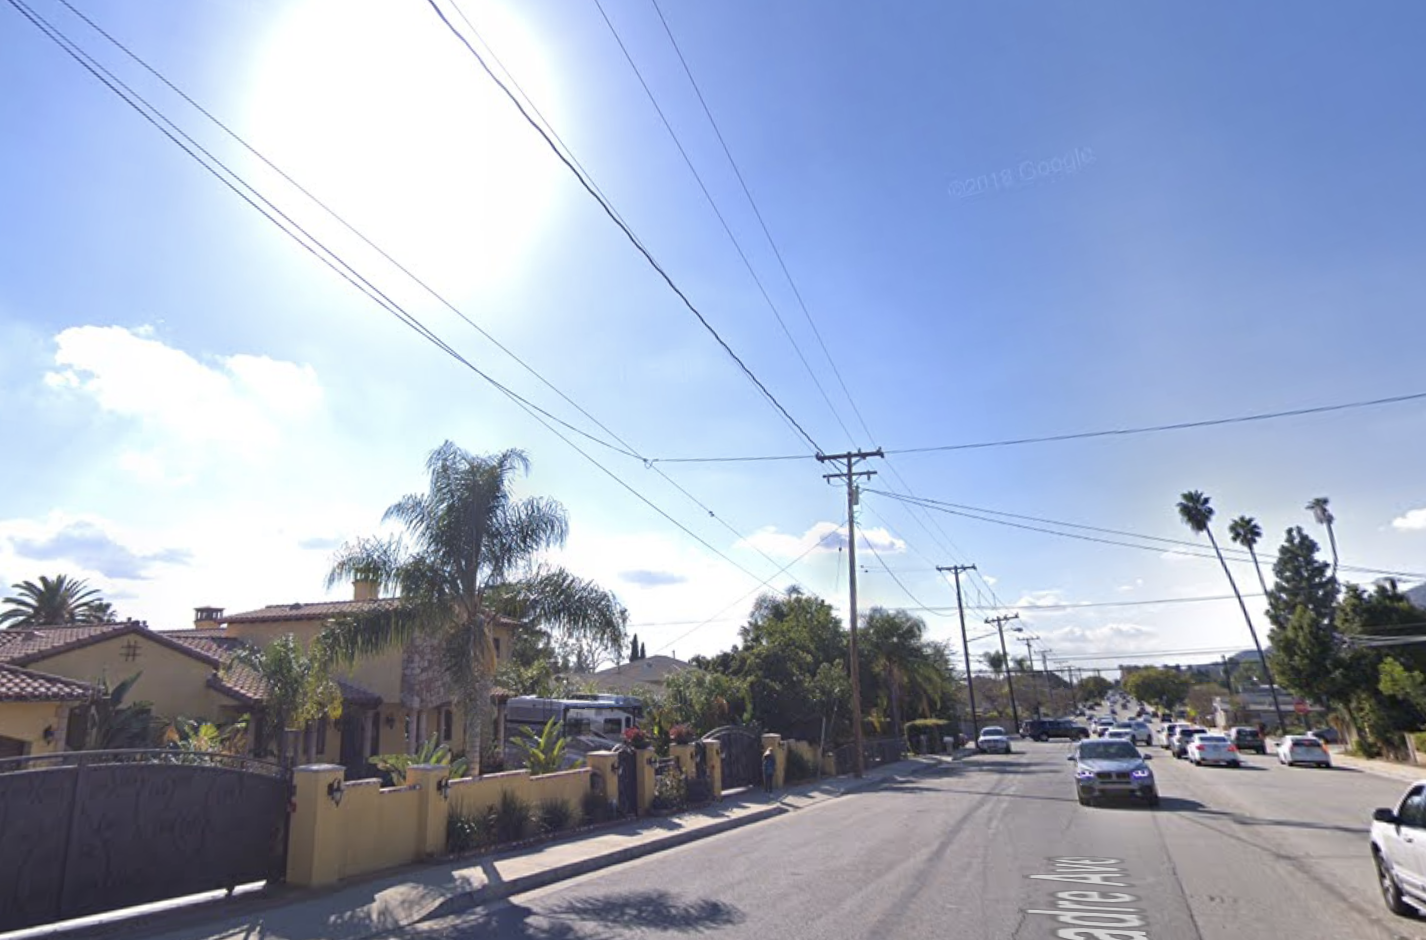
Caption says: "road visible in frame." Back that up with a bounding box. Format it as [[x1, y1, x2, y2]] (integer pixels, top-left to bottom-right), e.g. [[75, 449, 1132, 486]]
[[395, 741, 1426, 940]]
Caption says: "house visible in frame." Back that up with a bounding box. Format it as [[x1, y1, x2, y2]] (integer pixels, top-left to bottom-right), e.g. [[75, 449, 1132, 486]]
[[0, 619, 256, 756], [0, 663, 96, 758], [192, 576, 521, 776], [579, 655, 692, 694]]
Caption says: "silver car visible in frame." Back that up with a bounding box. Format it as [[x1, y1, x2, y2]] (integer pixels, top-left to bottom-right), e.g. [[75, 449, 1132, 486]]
[[977, 725, 1012, 754], [1069, 738, 1159, 807]]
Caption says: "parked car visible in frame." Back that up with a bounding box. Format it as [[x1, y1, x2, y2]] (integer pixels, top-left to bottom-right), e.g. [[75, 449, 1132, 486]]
[[1278, 735, 1332, 768], [1186, 733, 1242, 767], [1228, 726, 1268, 755], [1309, 727, 1341, 744], [1171, 726, 1209, 759], [1021, 718, 1089, 742], [1157, 722, 1184, 749], [1371, 781, 1426, 916], [1068, 738, 1159, 807], [977, 726, 1013, 754]]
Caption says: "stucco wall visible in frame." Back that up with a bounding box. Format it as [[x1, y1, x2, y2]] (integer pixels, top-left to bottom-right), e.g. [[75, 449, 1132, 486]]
[[0, 701, 67, 754], [31, 637, 235, 721]]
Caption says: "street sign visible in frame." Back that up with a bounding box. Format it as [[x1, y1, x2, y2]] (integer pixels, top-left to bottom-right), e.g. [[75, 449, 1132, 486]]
[[1294, 700, 1309, 714]]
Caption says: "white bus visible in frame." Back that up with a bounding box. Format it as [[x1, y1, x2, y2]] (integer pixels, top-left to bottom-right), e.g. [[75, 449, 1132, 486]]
[[505, 694, 644, 739]]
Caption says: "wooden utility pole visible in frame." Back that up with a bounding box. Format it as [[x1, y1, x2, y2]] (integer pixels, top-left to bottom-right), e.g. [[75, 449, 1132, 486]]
[[986, 613, 1022, 730], [818, 448, 882, 777], [937, 564, 979, 738]]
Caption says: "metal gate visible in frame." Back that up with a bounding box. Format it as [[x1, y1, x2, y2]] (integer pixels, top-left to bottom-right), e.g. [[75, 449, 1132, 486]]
[[702, 726, 762, 790], [614, 746, 638, 816], [0, 750, 290, 932]]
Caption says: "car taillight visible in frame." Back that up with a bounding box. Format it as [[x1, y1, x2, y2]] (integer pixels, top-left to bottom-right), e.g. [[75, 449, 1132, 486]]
[[1227, 744, 1238, 751]]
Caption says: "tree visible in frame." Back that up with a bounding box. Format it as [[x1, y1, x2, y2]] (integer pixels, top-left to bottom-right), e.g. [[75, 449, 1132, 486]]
[[0, 575, 114, 628], [1185, 683, 1229, 723], [228, 633, 343, 766], [86, 673, 156, 749], [1267, 527, 1337, 630], [1077, 675, 1113, 702], [1122, 667, 1193, 712], [629, 633, 641, 662], [1265, 526, 1343, 726], [320, 443, 626, 773], [1306, 497, 1339, 578], [1228, 516, 1270, 597], [1177, 491, 1286, 732], [981, 650, 1006, 678]]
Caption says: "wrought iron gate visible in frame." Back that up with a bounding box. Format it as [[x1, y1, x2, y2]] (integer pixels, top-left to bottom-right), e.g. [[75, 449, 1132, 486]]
[[702, 726, 762, 790], [0, 750, 290, 932], [615, 746, 638, 816]]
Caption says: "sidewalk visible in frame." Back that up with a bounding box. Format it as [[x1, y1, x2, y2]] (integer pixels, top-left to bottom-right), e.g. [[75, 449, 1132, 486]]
[[85, 754, 955, 940], [1326, 745, 1426, 784]]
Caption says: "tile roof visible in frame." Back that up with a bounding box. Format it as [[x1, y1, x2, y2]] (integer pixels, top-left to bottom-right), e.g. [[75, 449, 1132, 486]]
[[207, 666, 382, 708], [222, 598, 404, 624], [0, 621, 152, 665], [0, 663, 97, 702]]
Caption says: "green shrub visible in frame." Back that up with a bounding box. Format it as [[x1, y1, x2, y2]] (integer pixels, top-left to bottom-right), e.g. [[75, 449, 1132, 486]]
[[446, 807, 495, 853], [581, 788, 615, 824], [494, 790, 531, 844], [784, 747, 815, 783], [650, 769, 687, 813], [904, 719, 950, 754], [535, 798, 577, 835]]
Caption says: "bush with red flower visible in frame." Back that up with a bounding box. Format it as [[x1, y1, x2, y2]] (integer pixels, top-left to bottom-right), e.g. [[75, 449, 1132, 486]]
[[623, 726, 651, 749]]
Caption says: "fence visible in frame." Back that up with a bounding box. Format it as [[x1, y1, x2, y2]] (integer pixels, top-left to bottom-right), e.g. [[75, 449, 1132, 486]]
[[831, 737, 905, 776]]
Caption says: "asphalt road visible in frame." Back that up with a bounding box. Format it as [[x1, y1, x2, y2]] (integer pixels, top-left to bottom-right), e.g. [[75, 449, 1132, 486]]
[[395, 741, 1426, 940]]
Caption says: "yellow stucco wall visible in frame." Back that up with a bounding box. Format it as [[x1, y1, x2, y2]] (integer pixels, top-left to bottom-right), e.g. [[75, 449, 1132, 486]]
[[30, 636, 237, 721], [447, 767, 591, 821], [0, 701, 68, 754]]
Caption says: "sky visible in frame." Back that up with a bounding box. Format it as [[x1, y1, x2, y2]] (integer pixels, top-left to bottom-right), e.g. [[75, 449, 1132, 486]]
[[4, 0, 1426, 679]]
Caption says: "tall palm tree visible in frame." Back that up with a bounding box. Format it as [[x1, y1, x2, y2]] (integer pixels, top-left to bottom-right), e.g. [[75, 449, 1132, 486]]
[[1306, 497, 1339, 578], [1178, 492, 1288, 733], [1225, 513, 1289, 732], [0, 574, 109, 628], [319, 442, 627, 774]]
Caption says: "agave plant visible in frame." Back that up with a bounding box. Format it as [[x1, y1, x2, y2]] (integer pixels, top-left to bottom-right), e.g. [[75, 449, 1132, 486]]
[[514, 717, 578, 776], [370, 733, 469, 784]]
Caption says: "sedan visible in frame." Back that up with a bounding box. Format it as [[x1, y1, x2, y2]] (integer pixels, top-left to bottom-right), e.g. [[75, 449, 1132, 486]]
[[1069, 738, 1159, 807], [1171, 726, 1210, 759], [1371, 780, 1426, 917], [1278, 735, 1332, 768], [977, 726, 1013, 754], [1186, 733, 1242, 767]]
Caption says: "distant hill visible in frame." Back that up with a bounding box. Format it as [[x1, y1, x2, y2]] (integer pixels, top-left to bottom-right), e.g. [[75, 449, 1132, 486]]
[[1406, 582, 1426, 609]]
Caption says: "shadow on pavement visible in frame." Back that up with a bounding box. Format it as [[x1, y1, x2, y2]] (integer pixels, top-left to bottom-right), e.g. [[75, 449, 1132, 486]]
[[434, 890, 745, 938]]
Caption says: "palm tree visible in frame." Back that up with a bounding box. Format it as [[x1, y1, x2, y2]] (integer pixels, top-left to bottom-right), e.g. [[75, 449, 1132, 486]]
[[0, 575, 109, 628], [228, 633, 343, 767], [319, 442, 627, 774], [981, 650, 1006, 678], [1178, 493, 1287, 733], [1307, 497, 1339, 578], [1228, 516, 1270, 597]]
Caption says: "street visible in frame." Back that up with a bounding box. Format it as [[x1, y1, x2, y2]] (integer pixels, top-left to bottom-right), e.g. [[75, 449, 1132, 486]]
[[396, 742, 1426, 940]]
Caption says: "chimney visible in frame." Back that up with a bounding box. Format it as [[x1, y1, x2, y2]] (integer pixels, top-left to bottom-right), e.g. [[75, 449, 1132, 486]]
[[353, 577, 379, 602], [193, 607, 224, 631]]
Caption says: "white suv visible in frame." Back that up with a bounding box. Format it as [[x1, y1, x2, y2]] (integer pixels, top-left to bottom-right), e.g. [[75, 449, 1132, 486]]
[[1371, 781, 1426, 916]]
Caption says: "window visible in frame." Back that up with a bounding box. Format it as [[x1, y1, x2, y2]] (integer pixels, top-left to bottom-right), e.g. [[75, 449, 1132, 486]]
[[442, 709, 453, 742], [1401, 789, 1426, 828], [493, 637, 502, 660]]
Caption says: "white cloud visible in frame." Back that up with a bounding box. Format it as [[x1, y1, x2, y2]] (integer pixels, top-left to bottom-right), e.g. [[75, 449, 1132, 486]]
[[1042, 622, 1160, 658], [1392, 508, 1426, 531], [736, 521, 906, 558], [45, 326, 323, 460], [982, 575, 998, 585]]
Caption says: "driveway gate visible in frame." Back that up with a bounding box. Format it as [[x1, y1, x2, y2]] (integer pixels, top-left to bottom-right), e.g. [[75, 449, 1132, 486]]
[[702, 726, 762, 790], [0, 750, 290, 932]]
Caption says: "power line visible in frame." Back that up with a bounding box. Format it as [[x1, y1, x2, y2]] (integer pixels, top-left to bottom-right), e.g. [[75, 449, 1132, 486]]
[[9, 0, 819, 616], [594, 0, 857, 447], [647, 0, 876, 445], [647, 389, 1426, 463], [45, 0, 812, 584], [869, 489, 1426, 582], [424, 0, 823, 455]]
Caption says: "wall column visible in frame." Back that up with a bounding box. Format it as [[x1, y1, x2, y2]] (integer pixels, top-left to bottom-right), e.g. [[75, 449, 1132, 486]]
[[761, 733, 785, 788], [586, 750, 618, 812], [704, 740, 722, 800], [407, 764, 451, 858], [635, 749, 657, 814], [287, 764, 346, 887]]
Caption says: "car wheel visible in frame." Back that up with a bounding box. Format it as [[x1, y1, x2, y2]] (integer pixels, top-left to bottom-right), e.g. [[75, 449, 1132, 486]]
[[1147, 790, 1160, 808], [1376, 850, 1414, 917], [1078, 792, 1090, 806], [1231, 761, 1241, 768]]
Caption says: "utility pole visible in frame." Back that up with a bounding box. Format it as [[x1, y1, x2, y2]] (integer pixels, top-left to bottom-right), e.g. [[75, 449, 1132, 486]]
[[986, 613, 1022, 730], [818, 448, 882, 778], [1019, 635, 1038, 718], [937, 564, 979, 739]]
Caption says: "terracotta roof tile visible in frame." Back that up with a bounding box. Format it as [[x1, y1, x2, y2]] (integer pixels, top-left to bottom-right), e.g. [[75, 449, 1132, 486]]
[[222, 599, 403, 624], [207, 666, 381, 708], [0, 622, 140, 664], [0, 663, 97, 702]]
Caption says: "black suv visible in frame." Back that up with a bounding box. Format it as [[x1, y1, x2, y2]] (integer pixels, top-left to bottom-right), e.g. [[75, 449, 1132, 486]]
[[1022, 718, 1089, 741], [1228, 726, 1267, 754]]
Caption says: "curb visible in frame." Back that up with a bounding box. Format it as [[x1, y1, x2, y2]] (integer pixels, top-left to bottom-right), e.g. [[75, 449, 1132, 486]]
[[419, 805, 788, 922]]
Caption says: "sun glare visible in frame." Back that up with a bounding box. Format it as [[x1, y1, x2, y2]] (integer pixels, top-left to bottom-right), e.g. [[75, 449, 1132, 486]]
[[242, 0, 560, 299]]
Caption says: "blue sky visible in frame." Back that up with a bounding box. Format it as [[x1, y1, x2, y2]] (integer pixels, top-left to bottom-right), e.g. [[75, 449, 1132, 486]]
[[4, 0, 1426, 676]]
